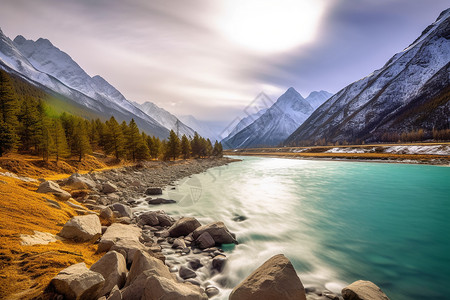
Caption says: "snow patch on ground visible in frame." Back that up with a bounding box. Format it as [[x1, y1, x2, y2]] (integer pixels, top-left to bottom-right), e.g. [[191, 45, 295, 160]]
[[384, 145, 450, 155], [325, 147, 369, 154]]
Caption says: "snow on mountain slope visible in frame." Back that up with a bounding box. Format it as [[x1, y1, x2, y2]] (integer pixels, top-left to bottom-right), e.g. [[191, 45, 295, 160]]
[[305, 90, 333, 109], [224, 87, 314, 148], [133, 101, 195, 137], [13, 35, 164, 129], [285, 9, 450, 145], [178, 115, 220, 141], [0, 29, 169, 137]]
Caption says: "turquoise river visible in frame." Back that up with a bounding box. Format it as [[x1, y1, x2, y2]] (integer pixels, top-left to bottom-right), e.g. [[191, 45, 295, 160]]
[[138, 156, 450, 299]]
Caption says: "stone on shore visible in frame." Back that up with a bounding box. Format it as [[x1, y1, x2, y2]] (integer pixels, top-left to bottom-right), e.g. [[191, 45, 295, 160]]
[[58, 214, 102, 242], [146, 198, 176, 205], [179, 266, 197, 279], [229, 254, 306, 300], [196, 232, 215, 249], [36, 180, 71, 200], [143, 275, 208, 300], [102, 182, 118, 194], [125, 250, 172, 287], [212, 255, 227, 272], [138, 211, 175, 227], [97, 223, 142, 253], [49, 262, 105, 300], [342, 280, 390, 300], [67, 173, 96, 189], [193, 221, 237, 245], [109, 203, 133, 219], [168, 217, 201, 237], [90, 251, 127, 297], [145, 187, 163, 195]]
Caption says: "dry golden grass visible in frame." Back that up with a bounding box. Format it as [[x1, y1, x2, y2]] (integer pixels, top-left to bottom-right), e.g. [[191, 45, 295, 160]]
[[0, 163, 103, 299]]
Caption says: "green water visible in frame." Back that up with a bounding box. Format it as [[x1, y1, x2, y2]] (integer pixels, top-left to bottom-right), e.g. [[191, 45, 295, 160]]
[[140, 156, 450, 299]]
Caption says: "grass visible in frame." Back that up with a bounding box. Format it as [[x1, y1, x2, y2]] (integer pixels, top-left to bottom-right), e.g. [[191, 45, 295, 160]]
[[0, 154, 113, 299]]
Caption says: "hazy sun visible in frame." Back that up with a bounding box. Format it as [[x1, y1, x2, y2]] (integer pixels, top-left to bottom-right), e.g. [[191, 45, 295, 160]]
[[216, 0, 328, 54]]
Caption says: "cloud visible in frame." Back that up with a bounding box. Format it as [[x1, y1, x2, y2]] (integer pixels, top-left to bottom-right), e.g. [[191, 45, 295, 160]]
[[0, 0, 449, 124]]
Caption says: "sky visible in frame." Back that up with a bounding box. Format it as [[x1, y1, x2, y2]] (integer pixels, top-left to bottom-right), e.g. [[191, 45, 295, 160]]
[[0, 0, 448, 126]]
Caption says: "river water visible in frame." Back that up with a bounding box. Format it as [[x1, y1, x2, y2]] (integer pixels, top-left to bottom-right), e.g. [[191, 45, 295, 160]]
[[137, 156, 450, 300]]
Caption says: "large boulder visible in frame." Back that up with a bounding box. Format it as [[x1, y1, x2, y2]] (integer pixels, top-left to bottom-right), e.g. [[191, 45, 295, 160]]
[[125, 250, 172, 287], [109, 203, 133, 219], [192, 221, 237, 244], [342, 280, 390, 300], [36, 180, 71, 200], [102, 182, 118, 194], [229, 254, 306, 300], [58, 215, 102, 242], [90, 251, 127, 297], [121, 251, 207, 300], [138, 211, 175, 227], [97, 223, 142, 253], [143, 275, 208, 300], [168, 217, 201, 237], [196, 232, 215, 249], [110, 238, 164, 265], [67, 173, 96, 189], [49, 262, 105, 300]]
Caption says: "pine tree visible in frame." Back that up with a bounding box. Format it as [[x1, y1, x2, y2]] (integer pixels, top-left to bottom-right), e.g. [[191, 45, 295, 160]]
[[181, 134, 191, 159], [206, 138, 213, 157], [191, 132, 202, 158], [39, 116, 53, 161], [165, 130, 181, 160], [50, 118, 69, 161], [135, 132, 150, 161], [104, 116, 125, 160], [124, 119, 144, 161], [0, 70, 19, 154], [147, 136, 161, 159], [17, 97, 39, 152], [212, 140, 223, 157], [72, 119, 91, 161]]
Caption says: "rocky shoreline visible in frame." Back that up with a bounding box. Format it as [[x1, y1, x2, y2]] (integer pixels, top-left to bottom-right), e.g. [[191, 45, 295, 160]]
[[29, 157, 390, 300]]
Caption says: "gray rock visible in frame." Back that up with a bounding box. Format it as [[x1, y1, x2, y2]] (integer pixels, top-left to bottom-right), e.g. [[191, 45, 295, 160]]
[[229, 254, 306, 300], [205, 286, 220, 298], [67, 173, 96, 189], [188, 258, 203, 270], [145, 187, 163, 195], [49, 262, 105, 300], [58, 214, 102, 242], [125, 250, 173, 287], [196, 232, 215, 249], [100, 207, 114, 222], [342, 280, 390, 300], [36, 180, 71, 200], [172, 238, 186, 249], [98, 223, 142, 253], [193, 222, 237, 245], [168, 217, 201, 237], [179, 266, 197, 279], [90, 251, 127, 297], [103, 182, 118, 194], [109, 203, 133, 219], [212, 255, 227, 272], [147, 198, 176, 205]]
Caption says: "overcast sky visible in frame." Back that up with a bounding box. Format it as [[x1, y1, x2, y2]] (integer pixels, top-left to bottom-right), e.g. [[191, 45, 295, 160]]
[[0, 0, 448, 125]]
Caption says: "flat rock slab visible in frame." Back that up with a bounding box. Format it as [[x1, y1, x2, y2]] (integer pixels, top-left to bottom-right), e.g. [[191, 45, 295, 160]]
[[146, 198, 176, 205], [36, 180, 71, 200], [20, 231, 62, 246], [98, 223, 142, 253], [58, 214, 102, 242]]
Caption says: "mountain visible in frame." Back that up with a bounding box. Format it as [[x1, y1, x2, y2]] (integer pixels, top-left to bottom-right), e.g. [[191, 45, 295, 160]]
[[178, 115, 220, 142], [285, 9, 450, 145], [0, 30, 169, 138], [222, 108, 268, 142], [223, 87, 315, 148], [133, 101, 195, 137], [306, 90, 333, 109]]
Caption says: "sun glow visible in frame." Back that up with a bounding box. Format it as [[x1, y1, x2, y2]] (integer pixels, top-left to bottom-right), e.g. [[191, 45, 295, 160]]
[[216, 0, 328, 54]]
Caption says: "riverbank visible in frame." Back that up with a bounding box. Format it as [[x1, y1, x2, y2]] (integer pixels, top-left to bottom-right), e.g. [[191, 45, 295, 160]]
[[224, 142, 450, 165], [0, 157, 238, 299]]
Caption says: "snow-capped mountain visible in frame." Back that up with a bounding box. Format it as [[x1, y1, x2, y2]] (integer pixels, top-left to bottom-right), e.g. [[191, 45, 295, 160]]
[[133, 101, 195, 137], [178, 115, 220, 142], [306, 90, 333, 109], [223, 87, 315, 148], [285, 9, 450, 145], [223, 108, 268, 141], [0, 30, 169, 138]]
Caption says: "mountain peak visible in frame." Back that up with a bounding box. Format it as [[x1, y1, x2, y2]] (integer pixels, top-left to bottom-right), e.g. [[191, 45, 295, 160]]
[[35, 38, 53, 47], [13, 35, 27, 45]]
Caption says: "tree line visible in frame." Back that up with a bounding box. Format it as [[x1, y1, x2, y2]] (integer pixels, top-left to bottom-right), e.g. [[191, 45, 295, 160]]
[[0, 69, 223, 161]]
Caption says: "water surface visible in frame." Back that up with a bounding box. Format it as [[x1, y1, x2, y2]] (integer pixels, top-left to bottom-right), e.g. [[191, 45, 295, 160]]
[[137, 156, 450, 299]]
